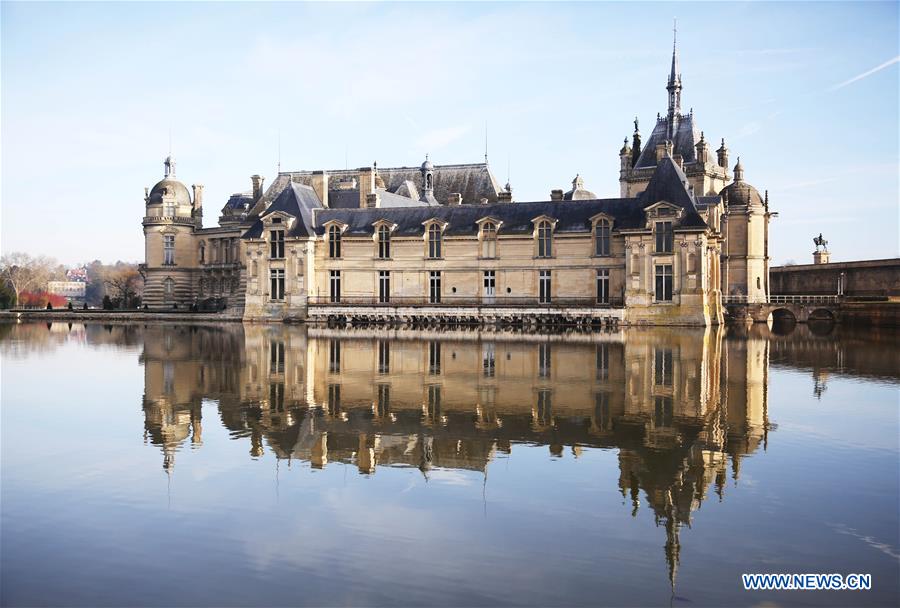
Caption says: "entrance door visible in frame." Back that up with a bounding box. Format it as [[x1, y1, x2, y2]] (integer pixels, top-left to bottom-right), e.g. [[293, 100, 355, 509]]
[[483, 271, 496, 304]]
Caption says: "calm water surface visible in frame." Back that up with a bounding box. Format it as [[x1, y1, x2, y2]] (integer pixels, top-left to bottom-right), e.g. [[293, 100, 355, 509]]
[[1, 321, 898, 607]]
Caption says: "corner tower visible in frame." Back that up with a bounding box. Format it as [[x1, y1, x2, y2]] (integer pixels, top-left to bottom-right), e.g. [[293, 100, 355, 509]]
[[720, 159, 771, 302], [142, 156, 201, 308]]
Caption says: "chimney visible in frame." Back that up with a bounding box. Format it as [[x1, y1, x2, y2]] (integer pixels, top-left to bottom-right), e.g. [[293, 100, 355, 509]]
[[498, 190, 512, 203], [447, 193, 462, 206], [655, 141, 668, 162], [358, 166, 375, 208], [366, 193, 380, 208], [311, 171, 329, 208], [717, 138, 729, 169], [251, 175, 264, 201], [192, 184, 204, 211], [673, 154, 684, 170], [480, 198, 489, 205], [550, 189, 564, 202]]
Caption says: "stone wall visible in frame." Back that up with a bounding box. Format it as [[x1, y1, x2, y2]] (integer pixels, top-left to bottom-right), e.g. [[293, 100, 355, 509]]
[[770, 258, 900, 298]]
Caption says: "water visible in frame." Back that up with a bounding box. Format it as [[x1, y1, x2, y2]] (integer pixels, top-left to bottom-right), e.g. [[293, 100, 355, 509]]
[[1, 321, 898, 607]]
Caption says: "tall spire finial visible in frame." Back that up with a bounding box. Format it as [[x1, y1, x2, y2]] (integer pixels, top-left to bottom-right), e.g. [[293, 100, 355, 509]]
[[666, 18, 682, 125], [484, 122, 489, 165]]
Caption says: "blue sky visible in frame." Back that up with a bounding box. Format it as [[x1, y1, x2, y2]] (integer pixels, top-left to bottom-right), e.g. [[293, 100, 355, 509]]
[[2, 1, 898, 266]]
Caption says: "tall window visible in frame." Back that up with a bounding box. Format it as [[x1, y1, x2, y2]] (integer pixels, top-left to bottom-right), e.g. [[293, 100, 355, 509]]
[[596, 268, 610, 305], [536, 390, 552, 425], [481, 222, 497, 258], [594, 392, 611, 431], [483, 270, 496, 302], [377, 225, 391, 259], [596, 343, 609, 381], [270, 340, 285, 374], [655, 221, 673, 253], [428, 341, 441, 375], [270, 268, 285, 301], [329, 270, 341, 303], [327, 384, 341, 416], [537, 220, 553, 258], [594, 219, 611, 256], [429, 271, 441, 304], [163, 235, 175, 265], [378, 271, 390, 303], [329, 225, 342, 258], [199, 242, 205, 264], [539, 270, 551, 304], [270, 229, 285, 259], [377, 340, 390, 375], [482, 343, 495, 378], [654, 264, 673, 302], [376, 384, 391, 418], [163, 277, 175, 301], [427, 384, 441, 420], [654, 348, 674, 386], [428, 224, 443, 259], [539, 343, 551, 378], [654, 396, 674, 427], [329, 339, 341, 373]]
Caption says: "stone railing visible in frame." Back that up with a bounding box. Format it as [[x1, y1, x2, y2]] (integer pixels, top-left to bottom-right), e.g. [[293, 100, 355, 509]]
[[308, 295, 624, 308], [142, 215, 197, 226], [722, 295, 840, 305]]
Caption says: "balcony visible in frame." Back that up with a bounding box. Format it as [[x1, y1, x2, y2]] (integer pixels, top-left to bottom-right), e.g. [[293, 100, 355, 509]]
[[307, 295, 624, 308], [142, 215, 197, 226]]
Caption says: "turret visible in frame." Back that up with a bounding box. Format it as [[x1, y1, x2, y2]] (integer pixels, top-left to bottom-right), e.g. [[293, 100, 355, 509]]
[[631, 117, 642, 167], [717, 138, 729, 169], [695, 131, 710, 165], [620, 137, 632, 178]]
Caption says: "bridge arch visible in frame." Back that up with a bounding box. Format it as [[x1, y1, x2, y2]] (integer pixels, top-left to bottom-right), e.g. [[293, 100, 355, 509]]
[[808, 308, 836, 322], [769, 307, 797, 324]]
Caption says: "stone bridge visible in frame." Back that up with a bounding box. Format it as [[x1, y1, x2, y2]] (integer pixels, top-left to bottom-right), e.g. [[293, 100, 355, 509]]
[[724, 295, 841, 324]]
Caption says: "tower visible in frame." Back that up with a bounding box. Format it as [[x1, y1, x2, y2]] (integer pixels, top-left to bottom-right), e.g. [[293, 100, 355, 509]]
[[720, 159, 771, 302], [666, 21, 682, 139], [420, 154, 436, 204], [142, 156, 200, 308]]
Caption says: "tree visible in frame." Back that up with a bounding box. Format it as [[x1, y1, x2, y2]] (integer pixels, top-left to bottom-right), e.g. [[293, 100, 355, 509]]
[[0, 252, 56, 306], [104, 267, 141, 309]]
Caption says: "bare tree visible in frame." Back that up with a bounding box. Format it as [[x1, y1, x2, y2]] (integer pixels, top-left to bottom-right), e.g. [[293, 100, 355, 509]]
[[0, 252, 56, 306], [103, 267, 141, 308]]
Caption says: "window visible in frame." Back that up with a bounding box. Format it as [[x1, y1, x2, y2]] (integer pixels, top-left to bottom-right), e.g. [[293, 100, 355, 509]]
[[654, 348, 673, 386], [329, 270, 341, 303], [199, 242, 205, 264], [163, 235, 175, 265], [163, 202, 175, 217], [536, 390, 552, 425], [272, 217, 282, 224], [539, 270, 551, 304], [537, 220, 553, 258], [654, 264, 673, 302], [481, 222, 497, 258], [270, 268, 285, 301], [596, 269, 610, 305], [377, 225, 391, 259], [428, 224, 443, 259], [327, 384, 341, 416], [483, 270, 496, 302], [427, 384, 441, 419], [163, 277, 175, 301], [270, 229, 285, 259], [379, 271, 390, 303], [377, 340, 390, 375], [594, 392, 611, 431], [594, 219, 611, 256], [483, 343, 495, 378], [429, 271, 441, 304], [376, 384, 390, 417], [596, 343, 609, 381], [270, 340, 285, 374], [269, 382, 285, 411], [539, 343, 551, 378], [329, 339, 341, 373], [329, 225, 342, 258], [429, 341, 441, 375], [654, 396, 674, 427], [655, 221, 673, 253]]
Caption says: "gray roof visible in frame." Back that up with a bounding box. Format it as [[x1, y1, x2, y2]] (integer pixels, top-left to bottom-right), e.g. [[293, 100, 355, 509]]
[[147, 178, 191, 206], [634, 113, 700, 169], [243, 183, 323, 239]]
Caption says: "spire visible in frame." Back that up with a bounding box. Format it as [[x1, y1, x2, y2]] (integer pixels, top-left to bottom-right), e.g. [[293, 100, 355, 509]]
[[666, 18, 682, 129]]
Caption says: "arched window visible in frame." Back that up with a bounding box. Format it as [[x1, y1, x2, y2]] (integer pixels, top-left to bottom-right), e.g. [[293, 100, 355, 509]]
[[428, 224, 442, 259], [537, 220, 553, 258], [688, 252, 698, 273], [594, 219, 611, 256], [163, 277, 175, 302], [377, 225, 391, 259], [481, 222, 497, 258], [329, 225, 342, 258], [251, 260, 258, 277], [199, 242, 206, 264]]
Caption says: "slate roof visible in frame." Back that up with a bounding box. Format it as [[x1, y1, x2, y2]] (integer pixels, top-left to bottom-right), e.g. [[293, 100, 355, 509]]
[[634, 113, 701, 169], [327, 189, 360, 209], [243, 183, 323, 239]]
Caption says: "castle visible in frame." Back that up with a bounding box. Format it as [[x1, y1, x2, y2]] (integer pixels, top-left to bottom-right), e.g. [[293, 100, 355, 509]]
[[141, 36, 773, 326]]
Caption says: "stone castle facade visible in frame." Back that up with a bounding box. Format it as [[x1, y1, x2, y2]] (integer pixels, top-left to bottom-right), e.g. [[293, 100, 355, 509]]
[[141, 39, 773, 326]]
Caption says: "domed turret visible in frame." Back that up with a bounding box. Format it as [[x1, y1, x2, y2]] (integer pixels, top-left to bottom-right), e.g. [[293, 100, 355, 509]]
[[146, 156, 192, 207], [720, 158, 763, 207], [563, 174, 597, 200]]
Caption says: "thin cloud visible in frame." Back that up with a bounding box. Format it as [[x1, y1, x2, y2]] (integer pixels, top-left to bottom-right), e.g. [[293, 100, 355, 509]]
[[830, 56, 900, 91]]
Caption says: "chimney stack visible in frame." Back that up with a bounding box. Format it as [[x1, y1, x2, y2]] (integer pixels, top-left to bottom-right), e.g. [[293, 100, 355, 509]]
[[498, 190, 513, 203], [550, 189, 564, 202], [366, 193, 380, 208], [311, 171, 329, 208], [192, 184, 204, 211], [251, 175, 264, 201], [447, 193, 462, 206]]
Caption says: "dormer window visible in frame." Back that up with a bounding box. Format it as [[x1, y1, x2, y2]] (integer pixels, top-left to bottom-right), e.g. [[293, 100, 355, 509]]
[[377, 225, 391, 259], [270, 229, 285, 259], [328, 225, 342, 258], [655, 221, 674, 253], [163, 202, 175, 217], [537, 220, 553, 258], [594, 219, 611, 256], [427, 223, 443, 259], [272, 217, 282, 224]]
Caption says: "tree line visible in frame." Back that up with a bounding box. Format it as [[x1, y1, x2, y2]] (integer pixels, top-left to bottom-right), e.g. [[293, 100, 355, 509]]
[[0, 252, 143, 309]]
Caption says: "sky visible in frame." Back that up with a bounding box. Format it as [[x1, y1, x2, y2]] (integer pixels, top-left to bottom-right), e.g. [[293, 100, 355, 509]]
[[1, 1, 898, 266]]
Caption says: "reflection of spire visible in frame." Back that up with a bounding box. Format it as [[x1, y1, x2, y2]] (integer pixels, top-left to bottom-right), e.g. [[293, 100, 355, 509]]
[[663, 489, 681, 594]]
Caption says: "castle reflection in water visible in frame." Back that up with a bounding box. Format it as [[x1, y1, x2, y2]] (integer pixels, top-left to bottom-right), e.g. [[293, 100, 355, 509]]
[[139, 323, 771, 588]]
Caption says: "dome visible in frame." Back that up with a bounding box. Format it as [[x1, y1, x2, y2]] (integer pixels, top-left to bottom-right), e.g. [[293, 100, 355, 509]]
[[563, 174, 597, 201], [147, 178, 192, 206], [421, 155, 433, 171], [720, 158, 763, 207]]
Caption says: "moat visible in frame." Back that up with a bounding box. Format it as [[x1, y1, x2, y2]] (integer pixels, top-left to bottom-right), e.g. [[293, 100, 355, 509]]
[[1, 321, 898, 606]]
